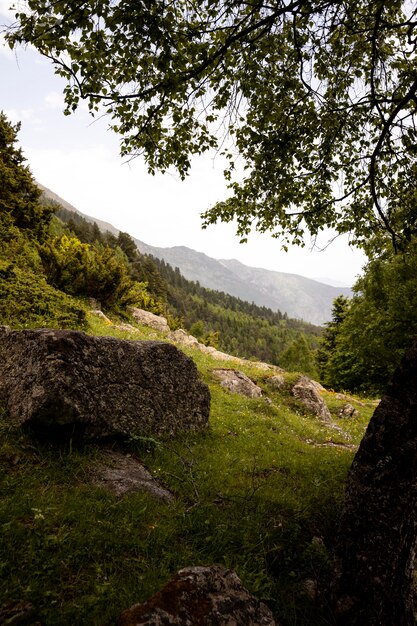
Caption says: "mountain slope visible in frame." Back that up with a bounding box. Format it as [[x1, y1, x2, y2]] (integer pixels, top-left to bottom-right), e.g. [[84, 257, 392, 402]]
[[220, 259, 351, 325], [40, 185, 350, 325], [135, 242, 350, 325], [38, 184, 120, 238]]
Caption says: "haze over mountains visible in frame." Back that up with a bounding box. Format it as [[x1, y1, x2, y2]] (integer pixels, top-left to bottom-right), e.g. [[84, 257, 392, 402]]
[[40, 185, 351, 325]]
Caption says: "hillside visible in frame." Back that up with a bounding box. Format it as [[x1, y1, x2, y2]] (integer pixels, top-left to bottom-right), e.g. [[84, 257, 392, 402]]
[[0, 311, 375, 626], [43, 189, 321, 374], [39, 185, 350, 325], [0, 112, 392, 626]]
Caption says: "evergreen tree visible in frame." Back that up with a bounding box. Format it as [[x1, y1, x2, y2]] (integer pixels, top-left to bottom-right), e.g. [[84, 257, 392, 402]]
[[0, 112, 53, 239], [280, 333, 318, 378], [317, 296, 351, 387], [317, 245, 417, 395]]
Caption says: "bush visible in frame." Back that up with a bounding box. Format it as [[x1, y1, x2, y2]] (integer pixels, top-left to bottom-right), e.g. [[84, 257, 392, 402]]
[[0, 265, 87, 329]]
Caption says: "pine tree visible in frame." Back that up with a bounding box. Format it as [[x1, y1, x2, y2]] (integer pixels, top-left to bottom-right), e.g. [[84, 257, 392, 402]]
[[0, 112, 53, 239]]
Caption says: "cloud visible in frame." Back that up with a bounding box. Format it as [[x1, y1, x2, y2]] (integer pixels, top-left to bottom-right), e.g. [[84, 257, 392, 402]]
[[3, 107, 42, 129], [0, 0, 13, 19], [0, 31, 13, 58], [44, 91, 65, 110]]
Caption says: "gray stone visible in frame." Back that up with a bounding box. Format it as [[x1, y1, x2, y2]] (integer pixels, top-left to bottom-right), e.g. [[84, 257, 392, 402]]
[[309, 379, 326, 392], [338, 403, 359, 419], [168, 328, 200, 348], [90, 309, 113, 324], [130, 308, 170, 333], [118, 565, 277, 625], [292, 376, 332, 422], [0, 328, 210, 439], [92, 450, 174, 502], [268, 374, 286, 390], [212, 369, 262, 398]]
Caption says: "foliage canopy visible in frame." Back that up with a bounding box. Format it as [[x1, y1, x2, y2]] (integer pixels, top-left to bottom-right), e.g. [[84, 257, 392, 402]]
[[7, 1, 417, 250]]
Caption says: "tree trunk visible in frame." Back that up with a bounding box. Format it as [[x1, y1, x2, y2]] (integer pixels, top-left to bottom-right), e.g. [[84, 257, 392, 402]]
[[333, 342, 417, 625]]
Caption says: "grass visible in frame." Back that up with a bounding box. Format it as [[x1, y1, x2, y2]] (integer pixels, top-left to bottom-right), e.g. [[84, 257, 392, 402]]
[[0, 314, 374, 625]]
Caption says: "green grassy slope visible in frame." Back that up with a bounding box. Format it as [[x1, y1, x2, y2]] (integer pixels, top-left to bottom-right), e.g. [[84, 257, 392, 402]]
[[0, 313, 375, 626]]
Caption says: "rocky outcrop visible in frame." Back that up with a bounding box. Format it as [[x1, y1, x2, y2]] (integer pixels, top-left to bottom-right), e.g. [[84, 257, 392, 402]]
[[118, 565, 277, 625], [333, 341, 417, 625], [130, 308, 170, 333], [167, 329, 280, 370], [292, 376, 332, 422], [0, 327, 210, 438], [212, 369, 262, 398]]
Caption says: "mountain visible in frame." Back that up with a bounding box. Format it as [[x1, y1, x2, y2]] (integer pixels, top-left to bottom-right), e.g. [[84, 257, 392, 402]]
[[38, 184, 120, 238], [133, 242, 350, 325], [40, 185, 351, 325]]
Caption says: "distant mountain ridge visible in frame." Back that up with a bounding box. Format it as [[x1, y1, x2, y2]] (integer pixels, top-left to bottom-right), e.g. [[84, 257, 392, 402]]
[[40, 185, 351, 325], [134, 242, 351, 325]]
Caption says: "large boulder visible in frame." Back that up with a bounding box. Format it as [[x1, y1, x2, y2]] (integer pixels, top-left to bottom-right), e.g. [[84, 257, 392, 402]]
[[292, 376, 332, 422], [0, 327, 210, 438], [333, 341, 417, 625], [118, 565, 277, 625]]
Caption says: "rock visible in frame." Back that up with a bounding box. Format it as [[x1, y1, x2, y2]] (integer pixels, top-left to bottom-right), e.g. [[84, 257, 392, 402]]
[[118, 565, 277, 625], [254, 362, 281, 372], [168, 330, 245, 363], [92, 450, 174, 502], [268, 374, 286, 390], [212, 369, 262, 398], [301, 578, 318, 601], [333, 341, 417, 625], [338, 403, 359, 419], [130, 308, 170, 333], [168, 329, 200, 348], [292, 376, 332, 422], [206, 349, 242, 363], [309, 379, 326, 392], [90, 309, 112, 324], [114, 322, 142, 334], [0, 328, 210, 439]]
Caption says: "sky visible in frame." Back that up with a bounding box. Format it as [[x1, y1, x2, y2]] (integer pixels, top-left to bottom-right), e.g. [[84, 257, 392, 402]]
[[1, 3, 366, 287]]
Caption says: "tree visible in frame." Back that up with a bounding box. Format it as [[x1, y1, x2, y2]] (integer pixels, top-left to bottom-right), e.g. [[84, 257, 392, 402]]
[[0, 111, 53, 239], [318, 246, 417, 395], [6, 1, 417, 250], [317, 295, 351, 387], [39, 235, 139, 309], [279, 333, 318, 378]]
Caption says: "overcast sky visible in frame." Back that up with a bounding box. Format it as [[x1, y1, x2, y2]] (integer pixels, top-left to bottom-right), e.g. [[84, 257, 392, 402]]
[[1, 3, 366, 287]]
